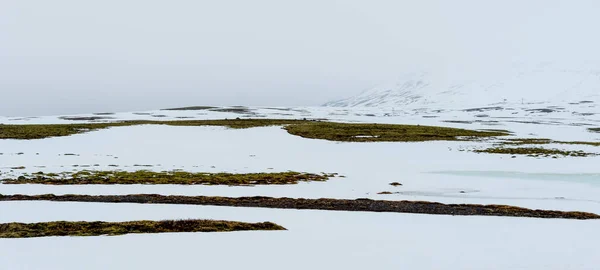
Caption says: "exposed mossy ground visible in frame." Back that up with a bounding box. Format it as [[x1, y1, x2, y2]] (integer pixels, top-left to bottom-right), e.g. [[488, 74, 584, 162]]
[[0, 119, 509, 142], [2, 170, 335, 186], [283, 122, 507, 142], [589, 128, 600, 133], [0, 119, 306, 140], [0, 219, 285, 238], [209, 107, 253, 114], [162, 106, 217, 111], [3, 194, 597, 220], [503, 138, 600, 147], [472, 137, 600, 157], [474, 147, 595, 157], [59, 116, 114, 121]]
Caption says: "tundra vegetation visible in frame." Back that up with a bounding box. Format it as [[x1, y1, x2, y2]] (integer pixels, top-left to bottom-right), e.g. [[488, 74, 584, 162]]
[[2, 194, 598, 220], [0, 119, 509, 142], [2, 171, 336, 186], [474, 147, 596, 157], [473, 137, 600, 157], [0, 219, 286, 238]]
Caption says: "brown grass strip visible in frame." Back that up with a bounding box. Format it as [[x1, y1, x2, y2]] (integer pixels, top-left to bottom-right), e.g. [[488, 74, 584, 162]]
[[0, 219, 285, 238], [1, 194, 597, 220]]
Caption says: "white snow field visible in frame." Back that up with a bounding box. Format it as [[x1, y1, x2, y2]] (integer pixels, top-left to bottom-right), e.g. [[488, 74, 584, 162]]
[[1, 202, 599, 270], [1, 105, 600, 269], [324, 63, 600, 109]]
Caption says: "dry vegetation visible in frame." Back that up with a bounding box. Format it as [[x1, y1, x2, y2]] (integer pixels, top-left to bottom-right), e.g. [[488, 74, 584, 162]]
[[0, 119, 305, 140], [474, 147, 596, 157], [0, 119, 509, 142], [473, 137, 600, 157], [3, 194, 597, 220], [2, 170, 335, 186], [283, 122, 507, 142], [503, 138, 600, 147], [162, 106, 217, 111], [0, 219, 285, 238]]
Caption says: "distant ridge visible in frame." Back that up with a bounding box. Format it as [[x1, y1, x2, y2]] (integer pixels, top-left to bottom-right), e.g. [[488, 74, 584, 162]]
[[325, 63, 600, 108]]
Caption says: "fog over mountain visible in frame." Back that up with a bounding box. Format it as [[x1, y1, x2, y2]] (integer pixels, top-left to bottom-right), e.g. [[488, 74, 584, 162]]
[[325, 62, 600, 108], [2, 1, 600, 115]]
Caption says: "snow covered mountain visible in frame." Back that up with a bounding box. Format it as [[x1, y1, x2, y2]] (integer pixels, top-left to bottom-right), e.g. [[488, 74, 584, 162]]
[[325, 63, 600, 109]]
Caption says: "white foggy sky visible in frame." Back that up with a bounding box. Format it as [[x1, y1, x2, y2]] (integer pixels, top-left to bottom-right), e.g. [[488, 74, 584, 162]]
[[1, 0, 599, 116]]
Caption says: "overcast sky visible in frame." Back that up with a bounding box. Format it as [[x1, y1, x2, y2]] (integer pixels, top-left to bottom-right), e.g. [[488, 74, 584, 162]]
[[1, 0, 599, 116]]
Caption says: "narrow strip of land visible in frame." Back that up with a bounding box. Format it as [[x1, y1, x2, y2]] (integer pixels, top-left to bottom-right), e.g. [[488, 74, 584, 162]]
[[0, 219, 285, 238], [0, 119, 508, 141], [2, 194, 597, 220], [2, 171, 335, 185]]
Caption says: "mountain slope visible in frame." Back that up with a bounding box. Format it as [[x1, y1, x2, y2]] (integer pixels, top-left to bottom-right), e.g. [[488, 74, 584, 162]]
[[325, 64, 600, 108]]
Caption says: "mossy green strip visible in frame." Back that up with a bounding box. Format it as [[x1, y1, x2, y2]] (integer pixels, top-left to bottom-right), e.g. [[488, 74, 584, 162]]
[[474, 147, 596, 157], [504, 138, 600, 147], [283, 122, 507, 142], [0, 219, 285, 238], [0, 119, 306, 140], [0, 119, 509, 142], [162, 106, 217, 111], [2, 170, 335, 186], [2, 194, 597, 220]]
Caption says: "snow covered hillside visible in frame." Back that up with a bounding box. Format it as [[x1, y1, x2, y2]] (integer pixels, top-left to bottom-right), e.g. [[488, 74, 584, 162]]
[[325, 63, 600, 108]]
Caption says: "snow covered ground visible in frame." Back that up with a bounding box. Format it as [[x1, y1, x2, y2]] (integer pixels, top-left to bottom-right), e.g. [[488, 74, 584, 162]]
[[1, 105, 599, 269], [2, 201, 599, 270], [324, 63, 600, 109]]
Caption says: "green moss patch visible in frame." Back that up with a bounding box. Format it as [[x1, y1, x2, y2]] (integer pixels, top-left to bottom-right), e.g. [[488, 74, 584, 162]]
[[162, 106, 217, 111], [0, 219, 285, 238], [589, 128, 600, 133], [59, 116, 114, 121], [283, 122, 508, 142], [0, 119, 306, 140], [504, 138, 600, 147], [474, 147, 596, 157], [3, 194, 598, 220], [2, 170, 336, 186], [474, 137, 600, 157], [209, 107, 253, 114], [0, 119, 509, 142]]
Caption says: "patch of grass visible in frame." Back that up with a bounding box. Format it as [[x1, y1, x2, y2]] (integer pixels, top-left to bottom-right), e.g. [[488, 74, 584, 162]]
[[474, 147, 596, 157], [209, 107, 253, 114], [284, 122, 508, 142], [3, 194, 598, 220], [504, 138, 600, 147], [0, 119, 307, 140], [0, 119, 509, 142], [0, 219, 285, 238], [2, 170, 336, 186], [503, 138, 554, 145], [589, 128, 600, 133], [463, 106, 504, 112], [163, 106, 217, 111], [59, 116, 114, 121]]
